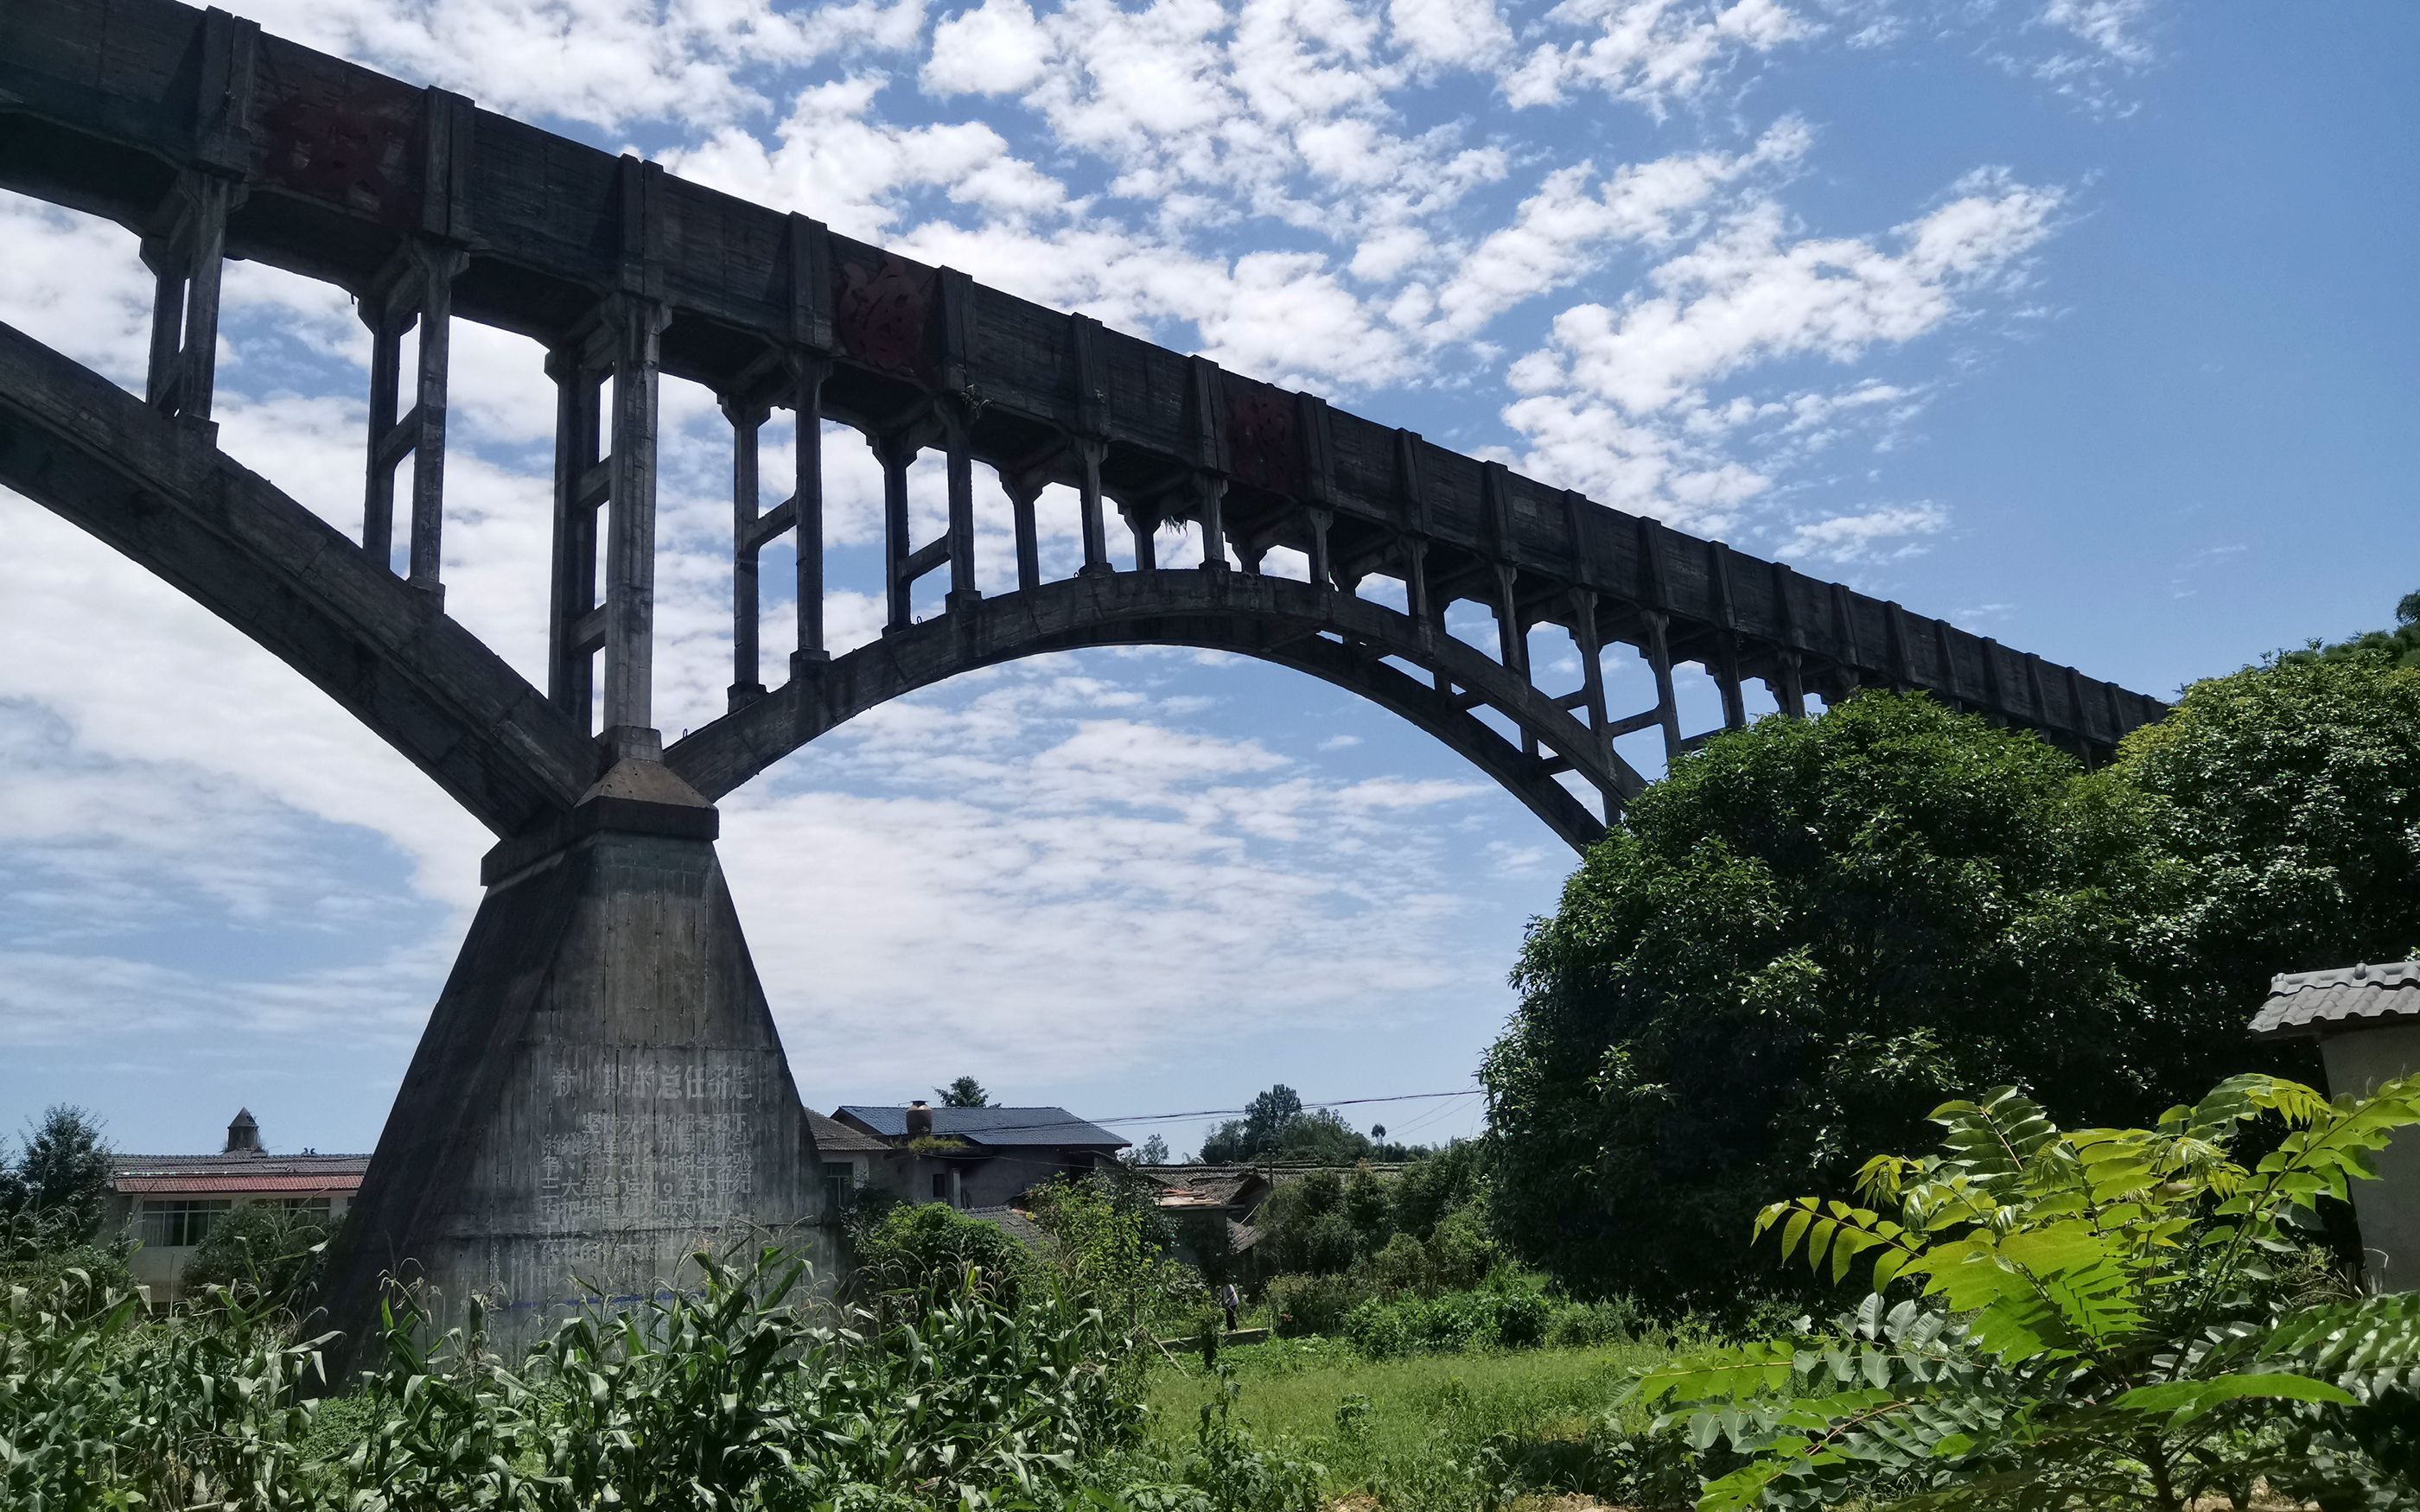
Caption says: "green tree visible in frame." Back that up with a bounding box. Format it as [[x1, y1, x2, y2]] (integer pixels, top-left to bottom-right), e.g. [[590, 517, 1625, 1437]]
[[2293, 586, 2420, 670], [1200, 1086, 1376, 1166], [1483, 692, 2174, 1304], [936, 1076, 993, 1108], [179, 1203, 328, 1312], [1120, 1133, 1172, 1165], [2, 1105, 113, 1245], [2112, 644, 2420, 1045]]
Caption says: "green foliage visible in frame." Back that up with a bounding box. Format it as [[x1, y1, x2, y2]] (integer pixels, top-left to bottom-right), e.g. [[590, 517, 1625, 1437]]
[[1115, 1369, 1324, 1512], [1484, 690, 2208, 1305], [181, 1203, 330, 1313], [1199, 1087, 1379, 1166], [2288, 587, 2420, 670], [1266, 1274, 1368, 1338], [849, 1200, 1033, 1302], [936, 1076, 993, 1109], [1251, 1146, 1496, 1293], [1148, 1337, 1693, 1511], [0, 1104, 114, 1248], [0, 1241, 1194, 1510], [1028, 1171, 1201, 1329], [1341, 1277, 1557, 1361], [1124, 1134, 1174, 1166], [1631, 1075, 2420, 1510], [2112, 645, 2420, 1040]]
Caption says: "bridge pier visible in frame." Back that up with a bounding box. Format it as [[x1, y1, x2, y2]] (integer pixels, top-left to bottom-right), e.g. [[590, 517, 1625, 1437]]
[[322, 754, 818, 1366]]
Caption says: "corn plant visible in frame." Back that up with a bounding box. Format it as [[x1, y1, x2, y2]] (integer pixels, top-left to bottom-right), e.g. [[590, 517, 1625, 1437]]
[[1632, 1073, 2420, 1510]]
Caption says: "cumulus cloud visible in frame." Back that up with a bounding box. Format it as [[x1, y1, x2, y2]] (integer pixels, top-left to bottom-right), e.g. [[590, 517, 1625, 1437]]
[[1776, 502, 1949, 564], [1503, 0, 1814, 111]]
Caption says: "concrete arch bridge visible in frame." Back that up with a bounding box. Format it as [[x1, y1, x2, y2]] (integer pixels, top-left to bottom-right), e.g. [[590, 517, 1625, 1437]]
[[0, 0, 2164, 1352]]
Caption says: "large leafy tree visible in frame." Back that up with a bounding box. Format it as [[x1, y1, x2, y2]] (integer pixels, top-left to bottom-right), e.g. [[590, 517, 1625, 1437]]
[[2111, 641, 2420, 1034], [1483, 692, 2184, 1303]]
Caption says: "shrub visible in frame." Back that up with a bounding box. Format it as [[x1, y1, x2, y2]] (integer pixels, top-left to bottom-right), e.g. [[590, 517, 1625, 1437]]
[[1633, 1075, 2420, 1510], [1544, 1296, 1641, 1350], [180, 1203, 328, 1313], [848, 1201, 1032, 1301], [1265, 1273, 1366, 1337]]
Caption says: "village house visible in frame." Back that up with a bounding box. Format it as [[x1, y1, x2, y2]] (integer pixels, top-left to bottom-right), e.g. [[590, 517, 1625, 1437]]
[[104, 1109, 368, 1306], [831, 1101, 1127, 1210]]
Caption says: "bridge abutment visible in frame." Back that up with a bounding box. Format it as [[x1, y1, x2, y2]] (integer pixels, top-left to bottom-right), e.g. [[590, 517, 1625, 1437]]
[[322, 757, 819, 1366]]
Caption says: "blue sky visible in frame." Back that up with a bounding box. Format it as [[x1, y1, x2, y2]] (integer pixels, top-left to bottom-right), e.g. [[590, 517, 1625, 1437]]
[[1, 0, 2412, 1163]]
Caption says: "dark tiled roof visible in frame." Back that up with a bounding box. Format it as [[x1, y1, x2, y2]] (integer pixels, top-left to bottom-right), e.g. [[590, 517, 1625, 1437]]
[[2250, 961, 2420, 1039], [113, 1153, 369, 1178], [835, 1106, 1127, 1149], [805, 1109, 889, 1154], [960, 1206, 1048, 1248]]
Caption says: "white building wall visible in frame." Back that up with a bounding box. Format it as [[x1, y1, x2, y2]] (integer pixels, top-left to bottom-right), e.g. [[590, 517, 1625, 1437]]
[[2320, 1025, 2420, 1292]]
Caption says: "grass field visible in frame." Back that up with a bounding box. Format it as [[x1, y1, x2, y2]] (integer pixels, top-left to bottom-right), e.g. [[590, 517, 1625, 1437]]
[[1145, 1335, 1685, 1509]]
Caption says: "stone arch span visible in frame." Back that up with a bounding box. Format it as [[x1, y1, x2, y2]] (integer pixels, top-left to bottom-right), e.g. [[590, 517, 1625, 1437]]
[[667, 571, 1646, 852], [0, 320, 595, 838]]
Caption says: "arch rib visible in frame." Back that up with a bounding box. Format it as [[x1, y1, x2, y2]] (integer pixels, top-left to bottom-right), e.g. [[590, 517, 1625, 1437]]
[[666, 573, 1642, 852], [0, 321, 595, 837]]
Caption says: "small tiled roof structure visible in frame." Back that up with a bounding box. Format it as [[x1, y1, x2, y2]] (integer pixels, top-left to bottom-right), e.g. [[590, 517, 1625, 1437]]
[[2249, 961, 2420, 1039], [961, 1205, 1049, 1248], [1137, 1166, 1270, 1215], [805, 1109, 889, 1155], [111, 1152, 369, 1197], [835, 1105, 1128, 1150]]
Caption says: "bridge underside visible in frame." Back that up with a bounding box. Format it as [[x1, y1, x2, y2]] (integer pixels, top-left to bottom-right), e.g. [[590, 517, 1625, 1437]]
[[670, 572, 1637, 852]]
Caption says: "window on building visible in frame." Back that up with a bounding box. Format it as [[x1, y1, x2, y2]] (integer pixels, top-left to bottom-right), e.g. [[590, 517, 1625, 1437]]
[[821, 1161, 853, 1218], [141, 1199, 231, 1248], [931, 1172, 949, 1203], [275, 1198, 333, 1220]]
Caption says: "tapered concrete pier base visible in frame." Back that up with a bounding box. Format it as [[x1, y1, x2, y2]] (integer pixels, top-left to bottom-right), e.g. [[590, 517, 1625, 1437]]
[[322, 759, 819, 1365]]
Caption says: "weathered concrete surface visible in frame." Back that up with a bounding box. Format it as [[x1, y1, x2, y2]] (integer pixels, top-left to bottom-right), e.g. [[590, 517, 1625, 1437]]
[[668, 570, 1632, 851], [322, 764, 818, 1363], [0, 319, 593, 839]]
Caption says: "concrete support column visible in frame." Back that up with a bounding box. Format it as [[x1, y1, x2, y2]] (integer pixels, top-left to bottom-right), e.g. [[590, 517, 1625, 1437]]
[[1007, 477, 1043, 593], [138, 173, 232, 435], [939, 397, 980, 608], [1196, 473, 1228, 572], [877, 430, 915, 632], [601, 297, 666, 744], [1074, 437, 1111, 576], [322, 761, 818, 1369], [790, 354, 831, 670], [1306, 507, 1334, 590], [1642, 610, 1684, 766], [1774, 651, 1808, 719], [724, 397, 769, 704]]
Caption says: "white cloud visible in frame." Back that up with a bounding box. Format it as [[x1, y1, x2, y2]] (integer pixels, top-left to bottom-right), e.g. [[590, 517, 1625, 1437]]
[[924, 0, 1054, 94], [1429, 118, 1810, 339], [1776, 502, 1949, 563], [1503, 0, 1814, 111], [1515, 171, 2062, 416], [1387, 0, 1512, 70]]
